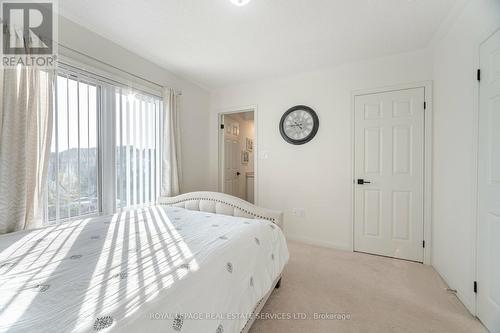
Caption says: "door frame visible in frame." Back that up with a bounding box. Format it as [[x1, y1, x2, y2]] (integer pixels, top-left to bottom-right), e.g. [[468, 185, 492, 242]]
[[350, 81, 433, 265], [217, 105, 258, 204]]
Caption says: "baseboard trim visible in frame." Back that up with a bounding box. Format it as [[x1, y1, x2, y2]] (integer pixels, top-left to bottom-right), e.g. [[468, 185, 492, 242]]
[[432, 264, 476, 315], [285, 235, 352, 252]]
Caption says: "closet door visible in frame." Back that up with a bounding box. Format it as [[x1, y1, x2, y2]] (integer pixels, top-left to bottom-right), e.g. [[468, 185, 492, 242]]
[[354, 87, 425, 262], [477, 28, 500, 333]]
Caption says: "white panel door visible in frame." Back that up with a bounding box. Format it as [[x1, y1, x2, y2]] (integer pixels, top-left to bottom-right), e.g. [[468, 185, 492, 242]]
[[354, 88, 425, 262], [477, 29, 500, 333], [223, 118, 240, 197]]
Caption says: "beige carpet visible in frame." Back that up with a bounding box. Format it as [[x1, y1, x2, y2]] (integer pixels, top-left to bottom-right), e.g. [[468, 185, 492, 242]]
[[249, 241, 486, 333]]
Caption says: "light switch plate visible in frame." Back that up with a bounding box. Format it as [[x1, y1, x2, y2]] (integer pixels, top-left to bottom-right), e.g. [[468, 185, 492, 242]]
[[292, 208, 305, 218]]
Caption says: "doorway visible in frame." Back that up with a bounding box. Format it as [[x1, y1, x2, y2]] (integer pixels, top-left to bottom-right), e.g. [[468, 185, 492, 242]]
[[353, 86, 427, 263], [219, 109, 255, 204]]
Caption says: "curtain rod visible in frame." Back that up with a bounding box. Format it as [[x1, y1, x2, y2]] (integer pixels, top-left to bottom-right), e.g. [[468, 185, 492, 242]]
[[58, 61, 164, 99], [58, 43, 182, 95]]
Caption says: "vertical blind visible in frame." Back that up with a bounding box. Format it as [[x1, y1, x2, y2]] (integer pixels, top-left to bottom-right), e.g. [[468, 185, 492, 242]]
[[47, 72, 99, 221], [115, 89, 162, 210], [46, 64, 163, 223]]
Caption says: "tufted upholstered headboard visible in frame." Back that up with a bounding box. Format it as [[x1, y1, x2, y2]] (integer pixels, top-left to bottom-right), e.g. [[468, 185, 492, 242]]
[[158, 191, 283, 229]]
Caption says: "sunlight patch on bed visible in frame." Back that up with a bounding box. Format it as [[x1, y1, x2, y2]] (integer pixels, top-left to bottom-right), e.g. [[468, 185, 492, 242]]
[[70, 208, 200, 327], [0, 219, 91, 330], [74, 213, 120, 331]]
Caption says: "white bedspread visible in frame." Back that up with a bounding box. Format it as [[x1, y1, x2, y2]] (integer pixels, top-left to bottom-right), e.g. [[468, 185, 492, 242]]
[[0, 206, 289, 333]]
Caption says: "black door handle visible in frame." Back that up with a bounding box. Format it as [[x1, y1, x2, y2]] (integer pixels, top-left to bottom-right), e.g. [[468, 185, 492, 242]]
[[357, 179, 371, 185], [236, 172, 241, 176]]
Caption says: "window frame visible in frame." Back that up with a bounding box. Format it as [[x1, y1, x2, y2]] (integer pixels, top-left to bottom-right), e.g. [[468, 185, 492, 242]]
[[45, 68, 103, 223], [113, 89, 164, 212], [45, 61, 164, 224]]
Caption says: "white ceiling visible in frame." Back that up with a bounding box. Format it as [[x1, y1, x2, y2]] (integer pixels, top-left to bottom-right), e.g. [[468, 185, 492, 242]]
[[59, 0, 457, 89]]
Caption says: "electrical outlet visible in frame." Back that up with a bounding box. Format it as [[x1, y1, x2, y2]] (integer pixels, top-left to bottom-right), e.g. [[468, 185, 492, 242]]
[[292, 208, 305, 218]]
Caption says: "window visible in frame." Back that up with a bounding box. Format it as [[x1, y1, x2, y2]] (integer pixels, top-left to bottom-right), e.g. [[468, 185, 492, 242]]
[[47, 72, 99, 221], [115, 90, 162, 209], [46, 64, 163, 223]]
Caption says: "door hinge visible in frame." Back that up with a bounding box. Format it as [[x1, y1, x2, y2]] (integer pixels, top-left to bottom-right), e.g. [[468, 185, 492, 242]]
[[220, 124, 225, 129], [422, 240, 425, 248], [424, 102, 426, 110], [477, 69, 481, 82], [474, 281, 478, 293]]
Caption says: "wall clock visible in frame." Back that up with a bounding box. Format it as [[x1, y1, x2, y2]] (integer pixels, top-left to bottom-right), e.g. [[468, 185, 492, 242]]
[[279, 105, 319, 145]]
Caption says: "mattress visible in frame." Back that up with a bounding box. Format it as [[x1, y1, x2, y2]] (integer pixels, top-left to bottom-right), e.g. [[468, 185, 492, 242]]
[[0, 205, 289, 333]]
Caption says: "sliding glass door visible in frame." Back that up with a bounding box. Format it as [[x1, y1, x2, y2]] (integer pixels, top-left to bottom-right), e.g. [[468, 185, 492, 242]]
[[115, 90, 162, 210], [46, 65, 163, 223], [47, 72, 100, 222]]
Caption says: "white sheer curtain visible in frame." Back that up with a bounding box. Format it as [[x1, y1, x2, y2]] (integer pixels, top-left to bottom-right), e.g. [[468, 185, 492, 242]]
[[0, 31, 54, 234], [161, 88, 181, 197]]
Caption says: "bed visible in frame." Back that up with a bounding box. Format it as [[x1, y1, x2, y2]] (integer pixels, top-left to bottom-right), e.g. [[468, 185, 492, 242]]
[[0, 191, 289, 333]]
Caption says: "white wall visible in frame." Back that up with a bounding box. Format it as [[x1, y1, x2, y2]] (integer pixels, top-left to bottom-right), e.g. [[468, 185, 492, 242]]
[[58, 16, 211, 193], [431, 0, 500, 314], [210, 50, 432, 250]]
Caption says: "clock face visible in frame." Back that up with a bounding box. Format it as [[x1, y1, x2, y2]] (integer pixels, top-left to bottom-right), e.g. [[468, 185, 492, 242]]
[[279, 105, 319, 145]]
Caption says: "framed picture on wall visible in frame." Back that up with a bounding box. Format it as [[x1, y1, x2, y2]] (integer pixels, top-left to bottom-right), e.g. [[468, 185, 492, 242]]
[[232, 124, 240, 136], [241, 151, 249, 165], [246, 138, 253, 152]]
